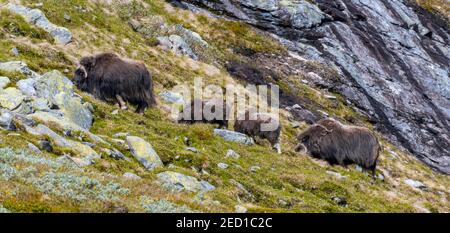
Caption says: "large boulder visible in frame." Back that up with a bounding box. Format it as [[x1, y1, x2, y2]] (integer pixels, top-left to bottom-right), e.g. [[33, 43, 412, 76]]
[[156, 171, 215, 193], [5, 3, 72, 44], [126, 136, 163, 171], [34, 70, 93, 129]]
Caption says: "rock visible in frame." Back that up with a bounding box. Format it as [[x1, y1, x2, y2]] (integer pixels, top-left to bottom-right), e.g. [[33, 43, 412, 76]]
[[34, 70, 93, 129], [0, 109, 15, 130], [38, 140, 53, 152], [142, 199, 195, 213], [157, 35, 198, 60], [0, 88, 25, 110], [156, 171, 215, 193], [63, 13, 71, 21], [217, 163, 229, 169], [213, 129, 254, 145], [10, 47, 19, 56], [16, 78, 38, 96], [35, 70, 74, 100], [28, 111, 102, 144], [326, 171, 347, 180], [225, 149, 240, 159], [234, 205, 247, 213], [123, 172, 142, 180], [174, 25, 208, 48], [54, 93, 93, 130], [404, 179, 427, 190], [111, 109, 119, 115], [113, 132, 130, 138], [101, 148, 129, 161], [20, 123, 99, 159], [30, 98, 50, 111], [0, 61, 39, 78], [5, 3, 72, 44], [126, 136, 163, 171], [291, 108, 318, 124], [159, 91, 185, 104], [0, 77, 10, 89], [332, 197, 347, 206], [186, 147, 198, 153], [27, 142, 42, 154], [250, 166, 260, 173]]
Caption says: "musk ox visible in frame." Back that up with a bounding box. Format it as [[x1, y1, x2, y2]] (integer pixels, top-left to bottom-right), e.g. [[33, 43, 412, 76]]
[[234, 110, 282, 154], [295, 118, 380, 175], [73, 52, 156, 114], [178, 99, 231, 128]]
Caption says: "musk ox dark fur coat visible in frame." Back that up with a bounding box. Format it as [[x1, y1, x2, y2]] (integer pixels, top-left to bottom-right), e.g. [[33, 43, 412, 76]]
[[178, 99, 231, 129], [234, 110, 282, 154], [295, 118, 380, 175], [73, 52, 156, 114]]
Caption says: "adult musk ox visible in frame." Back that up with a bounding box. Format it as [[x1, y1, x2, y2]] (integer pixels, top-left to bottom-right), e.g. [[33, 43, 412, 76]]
[[295, 118, 380, 175], [178, 99, 231, 128], [234, 110, 282, 154], [73, 52, 156, 114]]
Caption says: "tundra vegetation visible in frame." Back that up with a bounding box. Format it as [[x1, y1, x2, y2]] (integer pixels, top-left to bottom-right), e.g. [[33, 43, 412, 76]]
[[0, 0, 448, 213]]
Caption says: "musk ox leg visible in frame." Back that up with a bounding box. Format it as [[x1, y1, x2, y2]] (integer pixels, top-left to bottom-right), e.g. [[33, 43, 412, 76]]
[[273, 142, 282, 154], [136, 103, 148, 115], [116, 95, 128, 110]]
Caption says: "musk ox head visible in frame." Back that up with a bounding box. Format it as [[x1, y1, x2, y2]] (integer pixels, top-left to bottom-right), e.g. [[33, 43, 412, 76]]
[[73, 65, 88, 90], [295, 124, 332, 155]]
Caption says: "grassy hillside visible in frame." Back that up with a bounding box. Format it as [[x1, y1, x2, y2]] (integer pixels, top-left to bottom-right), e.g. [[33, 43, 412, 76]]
[[0, 0, 449, 213]]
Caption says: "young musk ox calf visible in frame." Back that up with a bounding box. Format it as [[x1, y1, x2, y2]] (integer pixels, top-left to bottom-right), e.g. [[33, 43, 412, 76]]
[[295, 118, 380, 175], [73, 52, 156, 114], [178, 99, 231, 129], [234, 110, 282, 154]]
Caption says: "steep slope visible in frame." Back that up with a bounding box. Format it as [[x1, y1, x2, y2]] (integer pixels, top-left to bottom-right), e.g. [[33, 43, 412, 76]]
[[174, 0, 450, 174], [0, 0, 449, 213]]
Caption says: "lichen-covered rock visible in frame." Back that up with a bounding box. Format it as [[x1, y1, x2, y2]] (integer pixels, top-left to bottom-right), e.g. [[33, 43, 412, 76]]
[[53, 92, 93, 130], [5, 3, 72, 44], [156, 171, 215, 193], [0, 61, 39, 78], [157, 35, 198, 60], [142, 199, 195, 213], [0, 109, 15, 130], [159, 91, 185, 104], [34, 70, 93, 129], [0, 77, 10, 89], [20, 123, 99, 160], [404, 179, 427, 190], [16, 78, 38, 96], [0, 87, 25, 110], [35, 70, 74, 104], [214, 129, 254, 145], [28, 111, 103, 144], [126, 136, 163, 170]]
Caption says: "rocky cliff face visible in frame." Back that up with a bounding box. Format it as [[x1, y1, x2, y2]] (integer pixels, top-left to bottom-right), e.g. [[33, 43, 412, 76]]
[[175, 0, 450, 174]]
